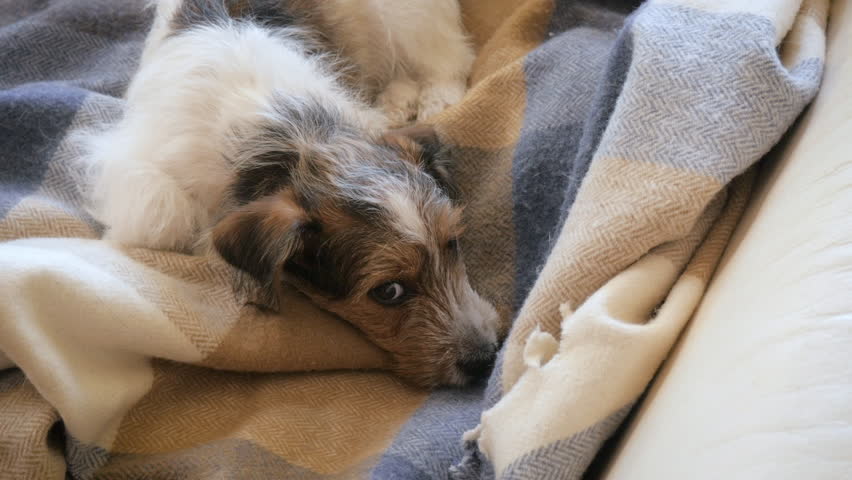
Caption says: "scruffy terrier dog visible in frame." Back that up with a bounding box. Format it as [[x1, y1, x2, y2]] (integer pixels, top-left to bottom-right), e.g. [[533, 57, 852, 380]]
[[83, 0, 500, 387]]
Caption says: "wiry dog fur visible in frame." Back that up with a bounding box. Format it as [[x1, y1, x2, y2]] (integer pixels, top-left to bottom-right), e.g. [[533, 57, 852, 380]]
[[82, 0, 499, 387]]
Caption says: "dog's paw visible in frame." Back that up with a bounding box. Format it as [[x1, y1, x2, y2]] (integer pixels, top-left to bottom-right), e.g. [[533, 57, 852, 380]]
[[376, 78, 420, 126], [416, 80, 466, 122]]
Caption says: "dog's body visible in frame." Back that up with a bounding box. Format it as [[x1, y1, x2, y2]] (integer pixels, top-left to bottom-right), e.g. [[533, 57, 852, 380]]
[[83, 0, 499, 387]]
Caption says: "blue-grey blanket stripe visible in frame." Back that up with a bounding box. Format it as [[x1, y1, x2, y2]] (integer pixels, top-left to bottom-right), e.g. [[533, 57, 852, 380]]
[[371, 454, 434, 480], [0, 1, 49, 28], [456, 17, 637, 476], [66, 436, 111, 480], [449, 439, 495, 480], [0, 83, 86, 217], [481, 347, 505, 411], [450, 5, 640, 480], [553, 7, 637, 241], [483, 4, 638, 417], [499, 404, 634, 480], [511, 1, 627, 311], [595, 4, 822, 183], [0, 1, 150, 97], [372, 388, 485, 480]]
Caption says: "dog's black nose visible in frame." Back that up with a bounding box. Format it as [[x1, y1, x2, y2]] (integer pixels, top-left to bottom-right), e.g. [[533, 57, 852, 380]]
[[458, 345, 497, 380]]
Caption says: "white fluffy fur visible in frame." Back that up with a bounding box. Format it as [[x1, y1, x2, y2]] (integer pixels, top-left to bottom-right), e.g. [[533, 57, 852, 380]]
[[316, 0, 475, 123], [83, 0, 474, 251]]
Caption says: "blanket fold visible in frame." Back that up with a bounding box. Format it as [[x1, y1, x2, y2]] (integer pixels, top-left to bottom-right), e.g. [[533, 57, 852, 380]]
[[0, 0, 826, 479], [448, 1, 826, 478]]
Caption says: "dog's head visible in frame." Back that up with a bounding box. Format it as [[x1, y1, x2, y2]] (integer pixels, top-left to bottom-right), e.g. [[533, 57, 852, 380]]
[[212, 101, 500, 387]]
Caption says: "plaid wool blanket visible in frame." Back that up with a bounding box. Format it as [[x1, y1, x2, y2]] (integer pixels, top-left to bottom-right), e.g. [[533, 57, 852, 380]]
[[0, 0, 826, 479]]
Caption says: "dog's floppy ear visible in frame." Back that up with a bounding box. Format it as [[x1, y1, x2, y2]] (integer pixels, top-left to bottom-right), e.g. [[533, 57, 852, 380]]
[[382, 125, 457, 199], [212, 189, 310, 303]]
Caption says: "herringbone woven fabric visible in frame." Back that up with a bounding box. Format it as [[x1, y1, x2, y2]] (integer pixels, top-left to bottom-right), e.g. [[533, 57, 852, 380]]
[[448, 1, 827, 478], [0, 0, 826, 479]]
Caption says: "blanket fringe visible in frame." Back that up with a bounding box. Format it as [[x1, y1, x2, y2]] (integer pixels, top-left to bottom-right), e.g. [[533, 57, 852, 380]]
[[448, 439, 486, 480]]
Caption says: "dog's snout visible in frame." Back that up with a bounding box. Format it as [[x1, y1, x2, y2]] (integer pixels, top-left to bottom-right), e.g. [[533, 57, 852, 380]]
[[457, 344, 497, 380]]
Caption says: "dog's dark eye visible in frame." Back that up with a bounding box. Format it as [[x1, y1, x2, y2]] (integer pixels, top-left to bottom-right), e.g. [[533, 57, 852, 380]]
[[370, 282, 407, 305], [446, 238, 459, 251]]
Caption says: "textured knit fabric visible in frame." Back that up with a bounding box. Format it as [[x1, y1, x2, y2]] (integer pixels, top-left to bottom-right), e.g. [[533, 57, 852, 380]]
[[0, 0, 827, 479]]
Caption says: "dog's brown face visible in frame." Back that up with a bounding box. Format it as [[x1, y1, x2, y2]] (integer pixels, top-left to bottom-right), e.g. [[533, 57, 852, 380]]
[[212, 105, 500, 387]]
